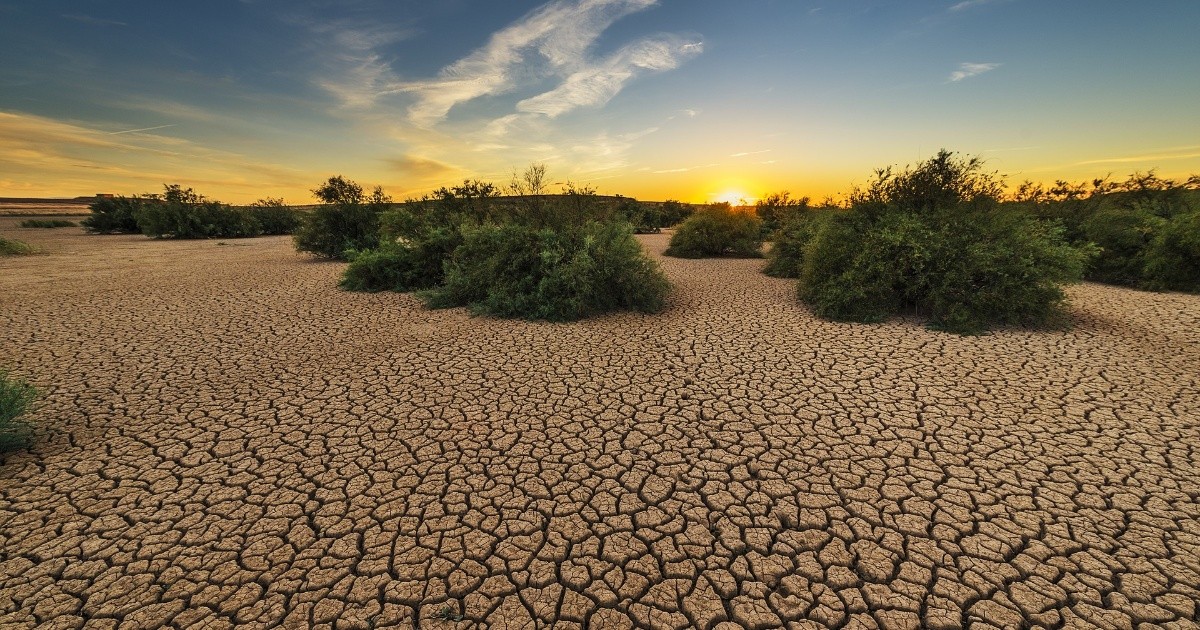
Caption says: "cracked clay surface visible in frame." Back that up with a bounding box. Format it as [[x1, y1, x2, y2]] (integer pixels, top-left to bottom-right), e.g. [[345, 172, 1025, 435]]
[[1, 221, 1198, 629]]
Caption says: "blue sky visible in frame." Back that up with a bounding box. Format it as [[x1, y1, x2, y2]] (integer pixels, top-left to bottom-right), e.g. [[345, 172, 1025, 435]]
[[2, 0, 1198, 203]]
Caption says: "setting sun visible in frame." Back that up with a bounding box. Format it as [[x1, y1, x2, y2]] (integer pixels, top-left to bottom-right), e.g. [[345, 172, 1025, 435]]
[[711, 190, 755, 206]]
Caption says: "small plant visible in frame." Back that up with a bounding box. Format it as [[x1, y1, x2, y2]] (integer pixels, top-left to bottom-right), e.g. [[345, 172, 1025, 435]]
[[431, 604, 463, 622], [0, 235, 35, 256], [664, 202, 763, 258], [19, 219, 76, 228], [0, 369, 37, 452], [82, 195, 143, 233]]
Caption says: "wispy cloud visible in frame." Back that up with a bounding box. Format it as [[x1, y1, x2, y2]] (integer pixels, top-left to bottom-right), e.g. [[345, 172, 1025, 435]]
[[384, 155, 457, 178], [948, 0, 996, 11], [376, 0, 700, 126], [61, 13, 127, 27], [948, 62, 1000, 82], [730, 149, 771, 158], [652, 162, 718, 174], [1075, 146, 1200, 166], [108, 124, 177, 135]]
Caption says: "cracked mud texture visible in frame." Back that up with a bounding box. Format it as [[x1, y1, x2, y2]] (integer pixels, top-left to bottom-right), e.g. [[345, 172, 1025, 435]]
[[1, 217, 1198, 630]]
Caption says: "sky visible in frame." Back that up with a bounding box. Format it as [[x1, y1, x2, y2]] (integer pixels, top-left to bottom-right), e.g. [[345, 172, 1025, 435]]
[[2, 0, 1199, 204]]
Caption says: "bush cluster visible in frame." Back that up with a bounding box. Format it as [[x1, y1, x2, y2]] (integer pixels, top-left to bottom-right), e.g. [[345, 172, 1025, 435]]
[[0, 369, 36, 452], [0, 235, 35, 256], [294, 176, 391, 259], [761, 206, 835, 278], [1011, 172, 1200, 292], [19, 219, 76, 228], [664, 203, 763, 258], [335, 175, 671, 321], [775, 150, 1094, 334], [83, 187, 302, 239], [82, 196, 142, 233]]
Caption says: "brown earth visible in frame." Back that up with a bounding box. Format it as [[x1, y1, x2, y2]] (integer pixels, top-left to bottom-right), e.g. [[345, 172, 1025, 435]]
[[1, 218, 1198, 629]]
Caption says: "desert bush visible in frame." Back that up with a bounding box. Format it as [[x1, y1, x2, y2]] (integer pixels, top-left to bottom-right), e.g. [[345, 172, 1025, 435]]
[[1143, 210, 1200, 292], [658, 200, 693, 227], [294, 176, 389, 260], [664, 203, 763, 258], [82, 195, 143, 233], [756, 192, 810, 236], [0, 235, 35, 256], [423, 220, 669, 321], [135, 185, 261, 239], [762, 207, 835, 278], [797, 151, 1094, 334], [0, 369, 37, 452], [248, 198, 302, 235], [19, 219, 76, 228]]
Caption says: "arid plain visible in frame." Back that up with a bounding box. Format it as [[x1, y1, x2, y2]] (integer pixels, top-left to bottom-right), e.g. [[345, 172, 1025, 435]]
[[1, 218, 1197, 629]]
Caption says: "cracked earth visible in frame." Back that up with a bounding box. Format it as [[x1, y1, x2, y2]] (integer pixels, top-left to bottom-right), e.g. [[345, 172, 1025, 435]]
[[1, 219, 1198, 629]]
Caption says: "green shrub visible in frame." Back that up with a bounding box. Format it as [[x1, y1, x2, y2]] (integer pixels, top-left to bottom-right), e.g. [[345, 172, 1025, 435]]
[[762, 208, 834, 278], [658, 200, 693, 227], [423, 220, 669, 321], [82, 195, 142, 233], [133, 184, 262, 239], [1143, 210, 1200, 292], [19, 219, 76, 228], [796, 151, 1094, 334], [0, 235, 35, 256], [294, 176, 389, 260], [755, 192, 810, 236], [664, 203, 763, 258], [0, 369, 37, 452], [247, 198, 302, 235]]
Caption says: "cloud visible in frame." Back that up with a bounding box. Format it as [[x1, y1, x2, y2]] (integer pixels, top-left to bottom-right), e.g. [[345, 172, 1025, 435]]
[[108, 124, 178, 136], [730, 149, 771, 158], [375, 0, 700, 126], [384, 155, 457, 178], [61, 13, 127, 27], [1075, 146, 1200, 166], [652, 162, 718, 174], [948, 62, 1000, 82], [516, 35, 702, 117], [948, 0, 996, 11]]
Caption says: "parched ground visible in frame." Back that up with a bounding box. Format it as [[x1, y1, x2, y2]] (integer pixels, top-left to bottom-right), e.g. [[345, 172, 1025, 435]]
[[1, 219, 1198, 630]]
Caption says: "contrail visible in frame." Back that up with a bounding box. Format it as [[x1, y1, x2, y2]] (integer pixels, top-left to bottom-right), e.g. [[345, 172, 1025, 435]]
[[108, 124, 176, 135]]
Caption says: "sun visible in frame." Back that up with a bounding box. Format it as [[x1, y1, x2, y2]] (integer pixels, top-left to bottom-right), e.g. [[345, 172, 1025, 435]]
[[712, 190, 754, 206]]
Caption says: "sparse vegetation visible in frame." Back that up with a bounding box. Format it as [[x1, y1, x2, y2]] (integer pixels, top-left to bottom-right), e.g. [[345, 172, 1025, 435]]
[[82, 195, 143, 233], [247, 197, 302, 235], [1011, 171, 1200, 292], [664, 202, 763, 258], [294, 176, 391, 260], [0, 369, 37, 452], [794, 150, 1095, 334], [135, 185, 262, 239], [339, 169, 671, 321], [761, 204, 836, 278], [0, 235, 35, 256], [19, 219, 76, 228]]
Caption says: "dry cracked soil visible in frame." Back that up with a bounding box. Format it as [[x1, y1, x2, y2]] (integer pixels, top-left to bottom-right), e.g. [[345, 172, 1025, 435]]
[[1, 218, 1198, 630]]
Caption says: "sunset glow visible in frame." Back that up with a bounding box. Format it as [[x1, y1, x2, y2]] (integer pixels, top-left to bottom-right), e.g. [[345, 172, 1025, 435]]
[[2, 2, 1199, 203]]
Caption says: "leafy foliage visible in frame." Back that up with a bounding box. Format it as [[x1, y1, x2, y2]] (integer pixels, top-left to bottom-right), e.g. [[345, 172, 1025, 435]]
[[247, 198, 302, 235], [795, 151, 1094, 334], [294, 176, 391, 260], [762, 206, 835, 278], [0, 369, 37, 452], [82, 195, 143, 233], [135, 185, 261, 239], [1011, 171, 1200, 292], [0, 235, 35, 256], [19, 219, 76, 228], [423, 220, 669, 321], [664, 203, 763, 258], [755, 192, 810, 236]]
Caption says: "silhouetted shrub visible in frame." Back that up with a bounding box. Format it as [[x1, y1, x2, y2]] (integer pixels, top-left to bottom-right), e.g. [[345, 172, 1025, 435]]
[[135, 185, 261, 239], [797, 151, 1094, 334], [0, 369, 36, 452], [658, 200, 693, 227], [423, 220, 669, 321], [82, 195, 142, 233], [248, 198, 302, 235], [664, 203, 763, 258], [0, 235, 35, 256], [19, 219, 75, 228], [756, 192, 810, 236], [294, 176, 390, 260]]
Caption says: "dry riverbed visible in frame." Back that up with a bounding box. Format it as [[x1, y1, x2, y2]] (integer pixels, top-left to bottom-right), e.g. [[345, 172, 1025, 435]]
[[1, 218, 1198, 628]]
